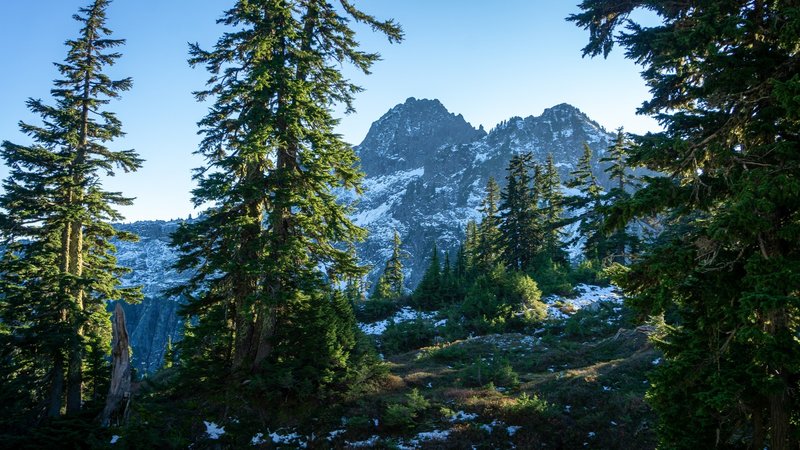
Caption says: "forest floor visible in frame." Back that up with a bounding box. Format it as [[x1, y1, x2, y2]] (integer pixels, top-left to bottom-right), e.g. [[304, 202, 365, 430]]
[[225, 286, 659, 449]]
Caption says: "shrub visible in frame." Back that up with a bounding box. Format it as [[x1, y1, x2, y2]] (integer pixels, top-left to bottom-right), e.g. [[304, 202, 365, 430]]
[[356, 298, 400, 323], [425, 344, 470, 364], [509, 392, 551, 416], [568, 259, 601, 285], [462, 357, 519, 388], [530, 260, 572, 296], [380, 319, 437, 355], [384, 403, 415, 429], [460, 266, 547, 334], [383, 389, 430, 430], [563, 303, 624, 338]]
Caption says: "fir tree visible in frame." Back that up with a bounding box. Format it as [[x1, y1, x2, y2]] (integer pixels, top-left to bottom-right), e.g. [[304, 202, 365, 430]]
[[463, 219, 479, 273], [475, 177, 502, 271], [499, 153, 542, 271], [600, 128, 640, 263], [413, 244, 442, 310], [382, 230, 405, 299], [0, 0, 141, 422], [572, 2, 800, 448], [538, 153, 567, 264], [371, 273, 393, 301], [566, 143, 607, 262], [170, 0, 402, 397]]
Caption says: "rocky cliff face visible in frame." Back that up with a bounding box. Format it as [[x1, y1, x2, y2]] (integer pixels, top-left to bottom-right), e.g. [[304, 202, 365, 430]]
[[112, 220, 187, 375], [115, 98, 616, 372]]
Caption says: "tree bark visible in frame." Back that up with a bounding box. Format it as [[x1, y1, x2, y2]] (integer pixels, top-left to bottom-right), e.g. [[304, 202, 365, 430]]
[[46, 353, 65, 418], [99, 303, 131, 427], [66, 18, 94, 415], [767, 307, 791, 450], [751, 404, 765, 450], [65, 221, 84, 415]]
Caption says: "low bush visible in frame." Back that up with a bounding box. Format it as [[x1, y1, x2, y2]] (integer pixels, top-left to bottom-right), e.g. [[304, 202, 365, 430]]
[[380, 319, 437, 355], [462, 357, 519, 388], [383, 389, 430, 430], [355, 298, 401, 323]]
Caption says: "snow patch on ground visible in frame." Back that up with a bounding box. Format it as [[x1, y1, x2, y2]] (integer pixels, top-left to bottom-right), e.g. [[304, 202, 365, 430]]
[[507, 425, 522, 436], [269, 430, 306, 448], [346, 435, 380, 447], [467, 333, 540, 351], [450, 410, 479, 422], [204, 421, 225, 440], [326, 429, 346, 441], [395, 429, 452, 448], [359, 307, 441, 335], [412, 429, 450, 442], [545, 284, 623, 319]]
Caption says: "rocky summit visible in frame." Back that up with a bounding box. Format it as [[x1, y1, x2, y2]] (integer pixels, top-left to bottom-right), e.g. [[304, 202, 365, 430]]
[[116, 98, 617, 372]]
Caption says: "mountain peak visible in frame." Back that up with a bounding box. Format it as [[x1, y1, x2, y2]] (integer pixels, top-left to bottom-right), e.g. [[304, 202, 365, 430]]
[[357, 98, 485, 175], [543, 102, 582, 115], [539, 103, 600, 127]]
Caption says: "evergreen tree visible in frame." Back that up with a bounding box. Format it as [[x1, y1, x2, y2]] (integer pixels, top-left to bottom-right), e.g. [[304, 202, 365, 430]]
[[572, 3, 800, 448], [372, 231, 404, 301], [538, 153, 567, 264], [371, 273, 393, 301], [463, 219, 479, 273], [600, 128, 640, 263], [412, 244, 442, 310], [0, 0, 141, 423], [475, 177, 502, 271], [499, 153, 542, 270], [170, 0, 402, 397], [454, 245, 465, 277], [566, 143, 607, 261], [383, 230, 405, 299]]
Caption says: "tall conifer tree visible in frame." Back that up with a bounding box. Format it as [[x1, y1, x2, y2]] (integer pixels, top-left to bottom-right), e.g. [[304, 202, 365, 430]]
[[600, 128, 640, 263], [500, 153, 541, 270], [170, 0, 402, 395], [464, 219, 479, 272], [566, 143, 607, 261], [413, 244, 442, 310], [476, 177, 502, 271], [539, 153, 567, 264], [373, 230, 404, 300], [572, 2, 800, 447], [0, 0, 141, 421]]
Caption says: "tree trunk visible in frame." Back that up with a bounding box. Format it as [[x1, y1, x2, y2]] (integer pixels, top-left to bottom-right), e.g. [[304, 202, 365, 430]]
[[46, 354, 65, 418], [50, 221, 72, 418], [65, 220, 84, 414], [751, 404, 765, 450], [231, 190, 264, 371], [251, 303, 277, 371], [66, 22, 94, 415], [767, 309, 790, 450], [99, 303, 131, 427]]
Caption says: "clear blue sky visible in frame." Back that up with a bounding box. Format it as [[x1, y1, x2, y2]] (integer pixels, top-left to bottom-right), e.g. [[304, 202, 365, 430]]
[[0, 1, 658, 222]]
